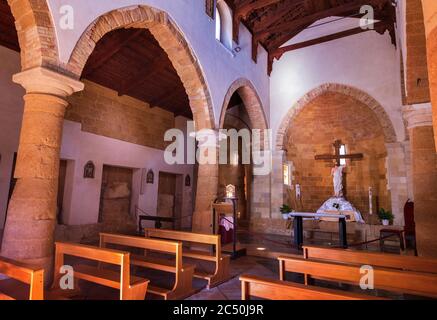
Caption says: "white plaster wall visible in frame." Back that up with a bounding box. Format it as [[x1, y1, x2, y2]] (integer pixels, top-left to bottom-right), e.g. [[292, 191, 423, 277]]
[[270, 17, 405, 143], [0, 46, 24, 229], [60, 119, 194, 226], [47, 0, 270, 128]]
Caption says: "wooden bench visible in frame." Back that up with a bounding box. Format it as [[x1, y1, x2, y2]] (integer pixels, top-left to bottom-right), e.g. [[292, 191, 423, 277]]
[[278, 255, 437, 298], [0, 256, 44, 300], [52, 242, 149, 300], [144, 228, 231, 288], [302, 245, 437, 274], [100, 233, 195, 300], [240, 275, 385, 300]]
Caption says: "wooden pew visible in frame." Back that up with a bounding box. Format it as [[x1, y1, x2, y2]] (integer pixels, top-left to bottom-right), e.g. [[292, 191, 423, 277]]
[[240, 275, 385, 300], [302, 245, 437, 274], [0, 256, 44, 300], [52, 242, 149, 300], [99, 233, 195, 300], [278, 256, 437, 298], [144, 228, 231, 288]]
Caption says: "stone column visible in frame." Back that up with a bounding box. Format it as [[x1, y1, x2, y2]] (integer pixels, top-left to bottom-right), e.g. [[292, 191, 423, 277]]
[[421, 0, 437, 150], [403, 104, 437, 257], [0, 67, 84, 275], [192, 130, 219, 234], [385, 142, 411, 226]]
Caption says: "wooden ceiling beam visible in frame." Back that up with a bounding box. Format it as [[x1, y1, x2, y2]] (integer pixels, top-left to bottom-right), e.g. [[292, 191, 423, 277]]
[[82, 29, 144, 78], [271, 20, 388, 59], [237, 0, 283, 19], [252, 0, 306, 32], [232, 0, 285, 43], [149, 84, 183, 107], [255, 0, 385, 40], [118, 54, 169, 96]]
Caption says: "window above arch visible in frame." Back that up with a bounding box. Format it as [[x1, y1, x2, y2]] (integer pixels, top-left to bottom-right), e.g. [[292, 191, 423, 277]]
[[215, 0, 233, 50]]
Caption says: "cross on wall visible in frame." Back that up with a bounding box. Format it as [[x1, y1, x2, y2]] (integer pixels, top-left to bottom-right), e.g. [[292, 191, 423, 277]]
[[315, 140, 363, 166]]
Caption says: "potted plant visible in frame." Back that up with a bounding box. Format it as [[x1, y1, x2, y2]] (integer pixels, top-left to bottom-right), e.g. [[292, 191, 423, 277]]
[[378, 208, 394, 226], [280, 204, 292, 220]]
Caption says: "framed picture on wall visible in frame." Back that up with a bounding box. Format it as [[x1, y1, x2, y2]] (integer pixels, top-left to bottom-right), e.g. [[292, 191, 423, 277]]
[[146, 169, 154, 184]]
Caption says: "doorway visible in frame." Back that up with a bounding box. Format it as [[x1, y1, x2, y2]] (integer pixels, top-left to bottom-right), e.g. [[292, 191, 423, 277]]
[[98, 165, 136, 233], [157, 172, 183, 229]]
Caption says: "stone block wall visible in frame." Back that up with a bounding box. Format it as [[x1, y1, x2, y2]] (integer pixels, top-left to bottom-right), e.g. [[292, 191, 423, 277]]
[[284, 92, 390, 224], [66, 80, 176, 150], [406, 0, 431, 104]]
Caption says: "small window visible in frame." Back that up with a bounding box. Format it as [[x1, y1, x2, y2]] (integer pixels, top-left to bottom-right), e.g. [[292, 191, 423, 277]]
[[215, 7, 221, 41], [283, 164, 291, 186], [339, 144, 346, 166], [215, 1, 233, 50]]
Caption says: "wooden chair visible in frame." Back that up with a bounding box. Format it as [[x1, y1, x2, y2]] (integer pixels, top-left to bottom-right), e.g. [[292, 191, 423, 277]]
[[240, 275, 385, 300], [99, 233, 195, 300], [278, 255, 437, 298], [0, 256, 44, 300], [51, 242, 149, 300], [144, 228, 231, 288], [302, 245, 437, 274]]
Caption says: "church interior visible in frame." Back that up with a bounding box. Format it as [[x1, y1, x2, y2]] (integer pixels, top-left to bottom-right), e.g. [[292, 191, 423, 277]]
[[0, 0, 437, 301]]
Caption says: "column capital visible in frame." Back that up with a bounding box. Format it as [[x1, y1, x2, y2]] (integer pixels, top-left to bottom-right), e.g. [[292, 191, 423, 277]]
[[402, 103, 433, 129], [13, 67, 84, 97]]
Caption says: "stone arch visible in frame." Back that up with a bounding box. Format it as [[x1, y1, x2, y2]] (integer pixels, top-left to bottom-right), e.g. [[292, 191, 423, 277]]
[[220, 78, 268, 130], [276, 83, 397, 151], [7, 0, 58, 70], [427, 26, 437, 149], [65, 5, 214, 130]]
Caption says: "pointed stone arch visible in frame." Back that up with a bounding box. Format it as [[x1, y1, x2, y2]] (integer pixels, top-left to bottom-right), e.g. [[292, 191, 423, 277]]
[[276, 83, 397, 151], [220, 78, 268, 131], [219, 78, 270, 223], [64, 5, 214, 130], [7, 0, 58, 70]]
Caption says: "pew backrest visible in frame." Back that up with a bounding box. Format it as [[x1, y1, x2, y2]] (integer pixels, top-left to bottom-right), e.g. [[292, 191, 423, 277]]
[[279, 256, 437, 298], [303, 245, 437, 274], [240, 275, 384, 300], [0, 256, 44, 300], [99, 232, 184, 275], [144, 228, 221, 260], [54, 242, 133, 300]]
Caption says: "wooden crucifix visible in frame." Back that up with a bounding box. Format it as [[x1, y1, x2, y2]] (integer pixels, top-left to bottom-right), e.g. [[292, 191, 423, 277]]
[[315, 140, 363, 166]]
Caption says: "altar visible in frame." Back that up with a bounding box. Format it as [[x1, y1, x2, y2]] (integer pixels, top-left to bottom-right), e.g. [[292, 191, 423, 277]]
[[285, 212, 348, 249]]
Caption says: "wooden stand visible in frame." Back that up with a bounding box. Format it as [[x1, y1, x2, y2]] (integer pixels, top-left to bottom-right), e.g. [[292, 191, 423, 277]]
[[212, 197, 246, 259]]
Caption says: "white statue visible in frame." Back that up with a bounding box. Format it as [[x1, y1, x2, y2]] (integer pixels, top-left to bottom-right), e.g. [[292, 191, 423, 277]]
[[331, 165, 345, 197]]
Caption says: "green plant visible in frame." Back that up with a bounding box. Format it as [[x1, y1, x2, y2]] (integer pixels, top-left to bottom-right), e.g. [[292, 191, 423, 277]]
[[378, 208, 394, 221], [280, 204, 292, 214]]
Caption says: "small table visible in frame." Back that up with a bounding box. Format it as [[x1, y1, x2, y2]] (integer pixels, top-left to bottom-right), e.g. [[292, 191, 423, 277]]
[[138, 215, 175, 233], [286, 212, 348, 249], [380, 228, 406, 252]]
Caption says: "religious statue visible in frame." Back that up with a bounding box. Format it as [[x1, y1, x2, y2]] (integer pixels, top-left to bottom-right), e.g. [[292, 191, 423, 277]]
[[331, 165, 345, 197]]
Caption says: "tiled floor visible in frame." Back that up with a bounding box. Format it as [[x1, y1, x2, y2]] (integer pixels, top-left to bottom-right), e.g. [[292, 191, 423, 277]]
[[187, 256, 279, 300]]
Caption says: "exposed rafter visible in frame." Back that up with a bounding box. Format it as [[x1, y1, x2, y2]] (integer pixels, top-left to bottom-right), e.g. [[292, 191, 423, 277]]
[[82, 29, 144, 78], [226, 0, 396, 73], [271, 21, 388, 59], [118, 54, 169, 96]]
